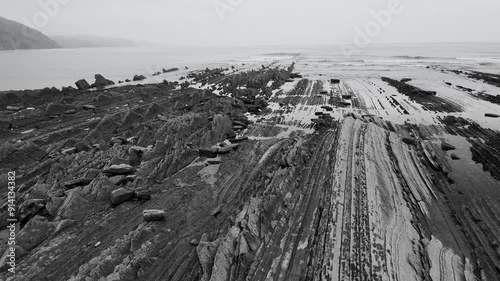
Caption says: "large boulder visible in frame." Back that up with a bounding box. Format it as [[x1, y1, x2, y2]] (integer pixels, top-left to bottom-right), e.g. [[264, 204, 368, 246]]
[[92, 74, 115, 88], [441, 142, 456, 151], [110, 188, 134, 205], [75, 79, 91, 90], [485, 113, 500, 118], [133, 74, 146, 81], [128, 146, 149, 166]]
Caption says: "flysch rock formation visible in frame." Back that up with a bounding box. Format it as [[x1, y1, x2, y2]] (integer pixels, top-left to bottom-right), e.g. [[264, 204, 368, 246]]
[[0, 61, 499, 281]]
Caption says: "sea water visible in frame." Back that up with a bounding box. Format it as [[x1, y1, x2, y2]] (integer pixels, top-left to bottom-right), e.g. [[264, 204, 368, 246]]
[[0, 42, 499, 91]]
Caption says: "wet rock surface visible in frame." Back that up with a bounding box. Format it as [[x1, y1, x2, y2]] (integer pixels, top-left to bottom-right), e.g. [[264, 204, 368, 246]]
[[1, 62, 500, 281]]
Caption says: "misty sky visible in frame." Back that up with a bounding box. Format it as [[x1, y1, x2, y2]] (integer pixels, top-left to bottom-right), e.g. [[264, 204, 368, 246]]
[[1, 0, 499, 46]]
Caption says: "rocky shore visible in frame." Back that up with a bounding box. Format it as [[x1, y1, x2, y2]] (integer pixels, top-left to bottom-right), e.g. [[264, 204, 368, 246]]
[[0, 62, 500, 281]]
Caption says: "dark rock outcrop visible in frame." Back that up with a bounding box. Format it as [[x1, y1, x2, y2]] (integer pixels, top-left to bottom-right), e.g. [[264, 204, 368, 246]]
[[75, 79, 91, 90], [441, 141, 456, 151], [92, 74, 115, 88], [133, 75, 146, 81]]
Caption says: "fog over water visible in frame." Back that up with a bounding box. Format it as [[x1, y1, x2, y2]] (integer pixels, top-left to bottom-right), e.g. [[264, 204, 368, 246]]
[[1, 0, 499, 46]]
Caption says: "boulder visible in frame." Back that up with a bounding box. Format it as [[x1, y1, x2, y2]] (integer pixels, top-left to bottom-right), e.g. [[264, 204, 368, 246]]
[[128, 146, 147, 165], [110, 188, 134, 205], [92, 74, 115, 88], [451, 153, 461, 160], [75, 79, 91, 90], [102, 164, 135, 175], [163, 67, 179, 73], [441, 142, 456, 151], [133, 74, 146, 81], [485, 113, 500, 118], [142, 210, 165, 222]]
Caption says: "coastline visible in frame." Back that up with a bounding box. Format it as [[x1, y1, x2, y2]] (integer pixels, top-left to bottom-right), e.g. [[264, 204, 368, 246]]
[[0, 58, 500, 280]]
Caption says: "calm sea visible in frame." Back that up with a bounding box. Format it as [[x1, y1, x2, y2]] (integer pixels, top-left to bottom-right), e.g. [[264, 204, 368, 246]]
[[1, 43, 499, 91]]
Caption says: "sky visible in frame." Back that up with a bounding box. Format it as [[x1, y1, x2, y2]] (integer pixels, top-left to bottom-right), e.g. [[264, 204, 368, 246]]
[[1, 0, 499, 46]]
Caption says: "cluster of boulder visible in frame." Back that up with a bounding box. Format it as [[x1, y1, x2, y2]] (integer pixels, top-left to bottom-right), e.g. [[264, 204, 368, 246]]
[[0, 62, 295, 280], [75, 74, 115, 90], [152, 67, 179, 76], [133, 74, 146, 81], [198, 115, 252, 162], [74, 73, 157, 90]]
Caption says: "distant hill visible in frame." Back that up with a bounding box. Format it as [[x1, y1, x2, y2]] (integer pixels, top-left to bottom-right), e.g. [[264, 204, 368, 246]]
[[0, 16, 61, 50], [51, 34, 139, 48]]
